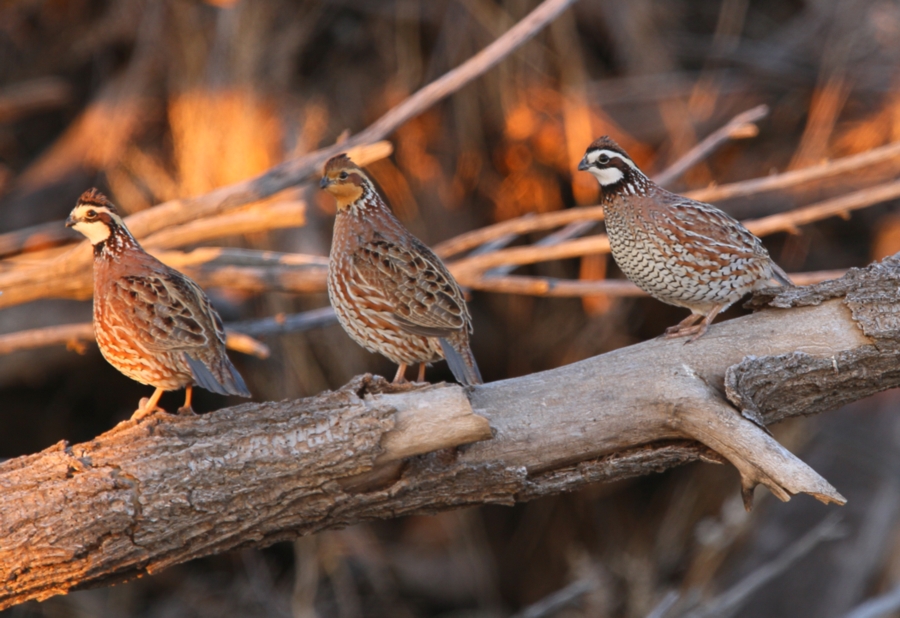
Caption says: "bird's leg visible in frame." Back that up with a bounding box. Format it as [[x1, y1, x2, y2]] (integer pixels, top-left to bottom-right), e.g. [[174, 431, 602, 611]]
[[686, 305, 725, 343], [664, 313, 703, 338], [393, 363, 408, 383], [132, 387, 165, 421], [417, 363, 426, 383], [177, 386, 196, 415], [664, 305, 725, 342]]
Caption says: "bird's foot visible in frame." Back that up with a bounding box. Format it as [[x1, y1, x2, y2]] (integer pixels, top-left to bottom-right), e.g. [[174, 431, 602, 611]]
[[663, 322, 708, 343], [131, 398, 166, 421], [176, 405, 196, 416]]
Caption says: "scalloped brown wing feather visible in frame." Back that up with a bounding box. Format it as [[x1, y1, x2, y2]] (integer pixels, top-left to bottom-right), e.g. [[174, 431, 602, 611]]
[[111, 266, 249, 396], [117, 272, 218, 353], [355, 235, 470, 338], [656, 192, 769, 260]]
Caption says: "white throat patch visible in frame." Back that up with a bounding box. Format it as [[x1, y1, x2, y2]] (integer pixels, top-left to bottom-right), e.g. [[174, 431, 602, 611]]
[[71, 220, 112, 245], [589, 166, 624, 186]]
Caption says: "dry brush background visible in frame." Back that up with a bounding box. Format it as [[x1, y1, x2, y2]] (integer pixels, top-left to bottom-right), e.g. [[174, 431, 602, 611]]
[[3, 0, 900, 617]]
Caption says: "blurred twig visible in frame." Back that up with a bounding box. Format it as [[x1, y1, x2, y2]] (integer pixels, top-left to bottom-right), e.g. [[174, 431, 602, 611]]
[[140, 200, 307, 250], [227, 307, 337, 337], [0, 201, 312, 265], [745, 178, 900, 236], [0, 322, 271, 359], [433, 206, 607, 258], [510, 578, 593, 618], [678, 513, 845, 618], [687, 139, 900, 203], [654, 104, 769, 187], [843, 583, 900, 618], [459, 269, 847, 297], [0, 77, 71, 124], [450, 179, 900, 281]]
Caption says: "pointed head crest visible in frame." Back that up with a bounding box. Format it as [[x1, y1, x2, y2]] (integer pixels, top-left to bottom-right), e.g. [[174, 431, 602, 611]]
[[65, 188, 128, 246], [320, 154, 373, 211], [577, 136, 648, 193]]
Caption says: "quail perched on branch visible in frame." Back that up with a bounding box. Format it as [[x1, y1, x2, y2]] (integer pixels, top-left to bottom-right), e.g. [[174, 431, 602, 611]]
[[66, 189, 251, 420], [579, 136, 792, 341], [321, 154, 482, 385]]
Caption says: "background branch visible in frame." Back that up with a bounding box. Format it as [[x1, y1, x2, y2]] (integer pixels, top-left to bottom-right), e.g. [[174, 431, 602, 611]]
[[0, 0, 576, 309]]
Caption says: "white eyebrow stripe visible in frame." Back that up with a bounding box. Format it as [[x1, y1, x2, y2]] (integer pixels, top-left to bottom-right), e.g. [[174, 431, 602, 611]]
[[72, 204, 116, 217], [590, 149, 638, 171]]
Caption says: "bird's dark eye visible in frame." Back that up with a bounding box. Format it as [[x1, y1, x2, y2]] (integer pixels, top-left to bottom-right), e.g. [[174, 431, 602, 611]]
[[339, 171, 349, 180], [598, 154, 610, 164], [86, 209, 97, 219]]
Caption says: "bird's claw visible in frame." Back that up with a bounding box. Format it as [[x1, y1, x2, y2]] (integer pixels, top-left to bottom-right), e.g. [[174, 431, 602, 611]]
[[131, 398, 165, 421]]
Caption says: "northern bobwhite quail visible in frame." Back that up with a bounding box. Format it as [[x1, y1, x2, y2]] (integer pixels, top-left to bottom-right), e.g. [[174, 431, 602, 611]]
[[320, 154, 482, 385], [66, 188, 251, 420], [578, 136, 792, 341]]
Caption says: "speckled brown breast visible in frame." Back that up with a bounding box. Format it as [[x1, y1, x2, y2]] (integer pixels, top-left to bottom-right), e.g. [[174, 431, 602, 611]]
[[603, 188, 777, 313]]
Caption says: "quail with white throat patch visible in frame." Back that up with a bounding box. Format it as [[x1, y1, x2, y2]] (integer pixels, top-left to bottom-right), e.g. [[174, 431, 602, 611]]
[[67, 188, 251, 420], [578, 136, 792, 341], [321, 154, 482, 385]]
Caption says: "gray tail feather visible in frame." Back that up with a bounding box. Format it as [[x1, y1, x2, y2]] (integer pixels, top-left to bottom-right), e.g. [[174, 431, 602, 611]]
[[185, 353, 251, 397], [439, 339, 483, 386], [771, 262, 794, 286]]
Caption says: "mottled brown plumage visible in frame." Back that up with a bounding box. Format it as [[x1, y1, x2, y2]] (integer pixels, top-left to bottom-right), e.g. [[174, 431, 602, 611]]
[[321, 154, 482, 384], [67, 188, 250, 419], [579, 137, 792, 341]]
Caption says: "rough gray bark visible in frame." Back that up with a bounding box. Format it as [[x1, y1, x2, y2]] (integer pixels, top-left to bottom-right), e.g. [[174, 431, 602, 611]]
[[3, 255, 900, 610]]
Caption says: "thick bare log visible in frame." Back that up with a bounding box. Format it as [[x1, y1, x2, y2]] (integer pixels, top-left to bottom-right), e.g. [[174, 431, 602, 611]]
[[4, 255, 900, 609]]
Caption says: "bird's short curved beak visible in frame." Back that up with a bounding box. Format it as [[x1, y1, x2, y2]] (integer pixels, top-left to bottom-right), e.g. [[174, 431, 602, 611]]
[[577, 157, 590, 172], [65, 215, 76, 228], [319, 177, 330, 189]]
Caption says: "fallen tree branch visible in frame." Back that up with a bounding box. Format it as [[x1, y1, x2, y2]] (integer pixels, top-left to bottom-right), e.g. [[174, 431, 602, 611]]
[[6, 255, 900, 608]]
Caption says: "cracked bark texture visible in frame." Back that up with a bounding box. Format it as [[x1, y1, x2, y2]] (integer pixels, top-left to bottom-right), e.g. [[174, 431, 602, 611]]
[[732, 255, 900, 424], [3, 255, 900, 609]]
